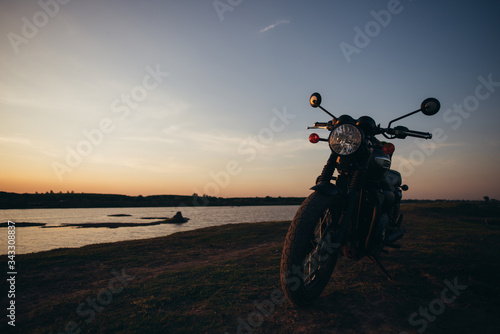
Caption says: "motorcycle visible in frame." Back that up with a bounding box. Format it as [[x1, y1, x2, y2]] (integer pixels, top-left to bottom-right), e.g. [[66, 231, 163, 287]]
[[280, 93, 440, 306]]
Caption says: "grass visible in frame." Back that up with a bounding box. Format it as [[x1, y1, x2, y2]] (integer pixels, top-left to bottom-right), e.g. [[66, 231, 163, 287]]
[[1, 201, 499, 333]]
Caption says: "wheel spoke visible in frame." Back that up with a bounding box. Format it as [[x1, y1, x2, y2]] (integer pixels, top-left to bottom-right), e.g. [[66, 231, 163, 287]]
[[303, 209, 336, 287]]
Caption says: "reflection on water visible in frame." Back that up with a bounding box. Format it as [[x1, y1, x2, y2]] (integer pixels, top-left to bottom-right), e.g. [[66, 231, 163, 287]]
[[0, 206, 298, 254]]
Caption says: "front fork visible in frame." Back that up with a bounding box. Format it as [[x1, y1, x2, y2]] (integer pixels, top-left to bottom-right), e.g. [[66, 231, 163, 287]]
[[312, 154, 369, 249], [316, 153, 337, 184]]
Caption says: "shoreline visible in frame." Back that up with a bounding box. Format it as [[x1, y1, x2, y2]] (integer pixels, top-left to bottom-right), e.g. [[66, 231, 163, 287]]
[[0, 206, 301, 255]]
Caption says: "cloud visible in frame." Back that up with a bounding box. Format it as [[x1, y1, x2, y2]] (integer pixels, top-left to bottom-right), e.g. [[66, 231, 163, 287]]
[[0, 136, 31, 146], [0, 136, 62, 159], [119, 135, 177, 144], [259, 20, 290, 33]]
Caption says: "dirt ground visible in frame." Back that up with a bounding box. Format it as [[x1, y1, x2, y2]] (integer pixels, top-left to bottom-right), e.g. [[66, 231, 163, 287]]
[[1, 201, 499, 333]]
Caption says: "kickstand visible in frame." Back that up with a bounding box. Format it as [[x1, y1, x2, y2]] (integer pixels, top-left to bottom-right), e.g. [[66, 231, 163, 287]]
[[370, 255, 393, 281]]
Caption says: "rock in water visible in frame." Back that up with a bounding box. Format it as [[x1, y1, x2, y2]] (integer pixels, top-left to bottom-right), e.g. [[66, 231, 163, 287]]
[[172, 211, 188, 223]]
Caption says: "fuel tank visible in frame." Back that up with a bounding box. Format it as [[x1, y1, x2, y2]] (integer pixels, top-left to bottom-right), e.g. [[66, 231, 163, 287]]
[[367, 148, 391, 181], [384, 169, 402, 192]]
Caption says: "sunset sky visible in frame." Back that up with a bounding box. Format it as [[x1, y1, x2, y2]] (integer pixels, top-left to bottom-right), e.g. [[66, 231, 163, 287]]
[[1, 0, 499, 200]]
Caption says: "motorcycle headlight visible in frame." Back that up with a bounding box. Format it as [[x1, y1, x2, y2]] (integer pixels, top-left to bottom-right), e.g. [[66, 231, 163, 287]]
[[329, 124, 362, 155]]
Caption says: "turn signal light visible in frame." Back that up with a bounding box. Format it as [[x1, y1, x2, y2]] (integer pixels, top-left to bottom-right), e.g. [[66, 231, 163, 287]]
[[382, 142, 395, 155], [309, 133, 320, 144]]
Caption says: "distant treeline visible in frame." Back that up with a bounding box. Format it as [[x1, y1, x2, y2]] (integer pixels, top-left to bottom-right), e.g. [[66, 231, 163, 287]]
[[0, 191, 306, 209], [1, 191, 491, 209]]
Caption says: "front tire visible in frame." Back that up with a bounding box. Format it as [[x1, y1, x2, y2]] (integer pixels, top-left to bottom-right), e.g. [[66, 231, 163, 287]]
[[280, 191, 341, 306]]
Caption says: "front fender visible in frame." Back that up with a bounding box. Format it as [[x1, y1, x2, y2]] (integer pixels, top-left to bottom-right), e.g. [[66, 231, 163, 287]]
[[310, 182, 341, 197]]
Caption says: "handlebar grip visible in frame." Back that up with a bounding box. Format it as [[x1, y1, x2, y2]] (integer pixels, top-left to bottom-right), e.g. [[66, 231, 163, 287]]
[[394, 128, 432, 139], [403, 129, 432, 139]]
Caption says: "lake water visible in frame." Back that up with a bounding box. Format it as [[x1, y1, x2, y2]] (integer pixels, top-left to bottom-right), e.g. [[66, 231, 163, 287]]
[[0, 205, 298, 255]]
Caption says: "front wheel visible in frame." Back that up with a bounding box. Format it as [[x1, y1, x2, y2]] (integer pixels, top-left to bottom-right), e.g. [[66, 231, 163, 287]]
[[280, 191, 342, 306]]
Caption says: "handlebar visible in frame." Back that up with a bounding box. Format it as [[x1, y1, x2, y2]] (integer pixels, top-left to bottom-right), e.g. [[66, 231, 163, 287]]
[[382, 126, 432, 139], [307, 122, 432, 140]]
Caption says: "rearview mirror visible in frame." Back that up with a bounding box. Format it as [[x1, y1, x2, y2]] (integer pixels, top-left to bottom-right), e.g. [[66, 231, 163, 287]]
[[420, 98, 440, 116], [310, 92, 322, 108]]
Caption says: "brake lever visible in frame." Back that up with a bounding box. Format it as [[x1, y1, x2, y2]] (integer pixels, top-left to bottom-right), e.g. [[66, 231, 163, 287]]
[[307, 125, 329, 130], [307, 122, 331, 130]]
